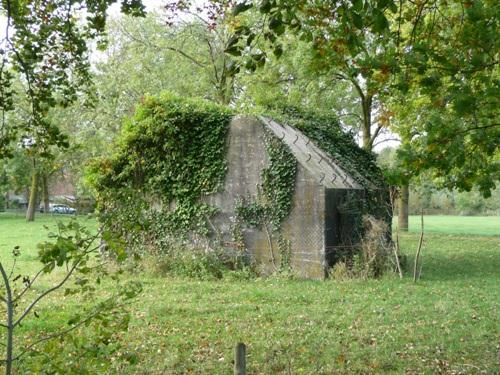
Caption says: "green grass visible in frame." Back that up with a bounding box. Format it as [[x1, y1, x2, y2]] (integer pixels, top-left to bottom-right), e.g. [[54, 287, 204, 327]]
[[0, 212, 97, 273], [394, 215, 500, 236], [1, 213, 499, 374]]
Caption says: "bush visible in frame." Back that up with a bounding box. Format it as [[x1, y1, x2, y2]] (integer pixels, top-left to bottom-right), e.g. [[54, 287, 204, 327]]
[[330, 216, 396, 280]]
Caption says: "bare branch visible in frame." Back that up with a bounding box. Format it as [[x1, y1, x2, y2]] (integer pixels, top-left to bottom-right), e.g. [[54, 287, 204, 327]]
[[372, 137, 401, 147], [371, 125, 383, 141], [13, 264, 50, 303], [13, 242, 100, 328], [7, 257, 17, 281], [11, 300, 123, 363]]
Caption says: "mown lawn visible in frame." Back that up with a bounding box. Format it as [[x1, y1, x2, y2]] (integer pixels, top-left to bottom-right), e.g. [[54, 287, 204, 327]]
[[1, 213, 499, 374], [393, 215, 500, 236]]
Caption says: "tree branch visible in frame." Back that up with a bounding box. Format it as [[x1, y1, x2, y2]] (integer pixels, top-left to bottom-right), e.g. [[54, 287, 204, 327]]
[[119, 22, 206, 68], [13, 242, 99, 328], [13, 264, 50, 303], [11, 300, 122, 363]]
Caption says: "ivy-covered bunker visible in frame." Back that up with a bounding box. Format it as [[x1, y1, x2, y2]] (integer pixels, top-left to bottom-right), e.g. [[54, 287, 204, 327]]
[[205, 115, 390, 279], [88, 94, 390, 280]]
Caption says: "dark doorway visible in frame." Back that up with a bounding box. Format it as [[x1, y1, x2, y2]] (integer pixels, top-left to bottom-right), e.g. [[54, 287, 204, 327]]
[[324, 189, 364, 269]]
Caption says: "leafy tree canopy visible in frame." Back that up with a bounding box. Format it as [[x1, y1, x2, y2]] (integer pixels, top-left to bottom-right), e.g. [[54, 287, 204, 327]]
[[224, 0, 499, 196], [0, 0, 145, 157]]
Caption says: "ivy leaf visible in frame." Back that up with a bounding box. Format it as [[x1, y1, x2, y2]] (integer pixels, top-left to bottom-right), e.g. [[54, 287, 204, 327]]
[[352, 0, 363, 11], [225, 45, 243, 56], [269, 17, 285, 36], [260, 0, 273, 13], [273, 44, 284, 58], [376, 0, 393, 9], [352, 12, 364, 29]]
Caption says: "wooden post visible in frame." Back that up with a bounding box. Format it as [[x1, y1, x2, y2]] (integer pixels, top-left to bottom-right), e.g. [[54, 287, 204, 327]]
[[234, 342, 246, 375], [413, 209, 424, 283]]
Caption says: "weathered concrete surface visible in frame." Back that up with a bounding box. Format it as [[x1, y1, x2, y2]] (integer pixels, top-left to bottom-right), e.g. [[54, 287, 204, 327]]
[[259, 116, 371, 189], [204, 115, 385, 279], [205, 115, 328, 278], [281, 166, 326, 279], [204, 115, 270, 256]]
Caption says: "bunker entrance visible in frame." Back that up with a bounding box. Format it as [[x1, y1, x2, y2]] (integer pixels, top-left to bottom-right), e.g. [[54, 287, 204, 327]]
[[324, 189, 364, 269]]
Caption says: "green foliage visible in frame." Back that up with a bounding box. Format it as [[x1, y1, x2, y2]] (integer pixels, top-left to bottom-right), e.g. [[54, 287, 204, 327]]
[[0, 217, 142, 373], [235, 128, 297, 232], [227, 0, 499, 196], [19, 282, 142, 374], [263, 104, 391, 233], [261, 131, 297, 228], [265, 104, 384, 189], [87, 93, 233, 252], [0, 1, 146, 156]]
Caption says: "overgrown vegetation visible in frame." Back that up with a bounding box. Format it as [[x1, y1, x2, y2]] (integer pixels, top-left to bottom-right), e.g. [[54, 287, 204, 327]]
[[264, 104, 383, 188], [88, 96, 394, 278], [86, 93, 233, 256], [331, 216, 400, 280], [264, 104, 392, 230], [1, 214, 498, 373]]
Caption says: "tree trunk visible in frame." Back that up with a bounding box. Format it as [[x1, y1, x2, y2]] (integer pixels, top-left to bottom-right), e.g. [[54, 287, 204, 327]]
[[398, 184, 409, 232], [26, 170, 39, 222], [361, 95, 373, 151], [42, 174, 50, 214]]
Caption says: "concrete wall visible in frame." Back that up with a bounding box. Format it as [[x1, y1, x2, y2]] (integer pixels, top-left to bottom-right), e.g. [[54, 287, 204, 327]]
[[204, 115, 270, 256], [281, 166, 326, 279], [205, 115, 327, 278]]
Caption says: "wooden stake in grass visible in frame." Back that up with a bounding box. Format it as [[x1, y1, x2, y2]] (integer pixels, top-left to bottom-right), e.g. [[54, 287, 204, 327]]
[[234, 342, 246, 375], [394, 230, 403, 279], [413, 209, 424, 283]]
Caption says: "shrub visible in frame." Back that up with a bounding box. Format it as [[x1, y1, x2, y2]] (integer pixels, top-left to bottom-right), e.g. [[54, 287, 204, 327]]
[[330, 216, 396, 280], [86, 93, 233, 255]]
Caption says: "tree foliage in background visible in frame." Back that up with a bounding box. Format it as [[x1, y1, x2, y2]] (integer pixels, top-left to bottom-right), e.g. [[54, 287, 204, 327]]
[[0, 0, 145, 158], [222, 0, 499, 195]]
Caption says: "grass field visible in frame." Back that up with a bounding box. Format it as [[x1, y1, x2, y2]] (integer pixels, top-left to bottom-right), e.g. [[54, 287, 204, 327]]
[[394, 215, 500, 236], [1, 213, 499, 374]]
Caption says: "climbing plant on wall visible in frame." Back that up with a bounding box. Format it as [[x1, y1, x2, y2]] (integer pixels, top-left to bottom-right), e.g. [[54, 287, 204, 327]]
[[86, 93, 233, 252], [262, 104, 391, 236], [234, 127, 297, 271], [235, 129, 297, 230]]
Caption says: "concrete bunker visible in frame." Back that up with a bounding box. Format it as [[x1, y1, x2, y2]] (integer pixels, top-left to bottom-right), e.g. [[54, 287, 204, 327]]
[[205, 115, 390, 279]]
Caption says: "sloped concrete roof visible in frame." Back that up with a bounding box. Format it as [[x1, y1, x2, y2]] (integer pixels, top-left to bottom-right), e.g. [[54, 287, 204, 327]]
[[259, 116, 370, 190]]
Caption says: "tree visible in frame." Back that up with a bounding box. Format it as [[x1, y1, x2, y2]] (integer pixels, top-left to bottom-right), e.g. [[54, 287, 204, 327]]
[[0, 0, 146, 158], [0, 220, 141, 374], [225, 0, 499, 196]]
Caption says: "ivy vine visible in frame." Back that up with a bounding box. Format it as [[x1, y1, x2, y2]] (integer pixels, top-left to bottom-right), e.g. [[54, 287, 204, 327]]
[[262, 104, 385, 189], [86, 93, 233, 252], [261, 103, 391, 231], [235, 128, 297, 230], [234, 127, 297, 271]]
